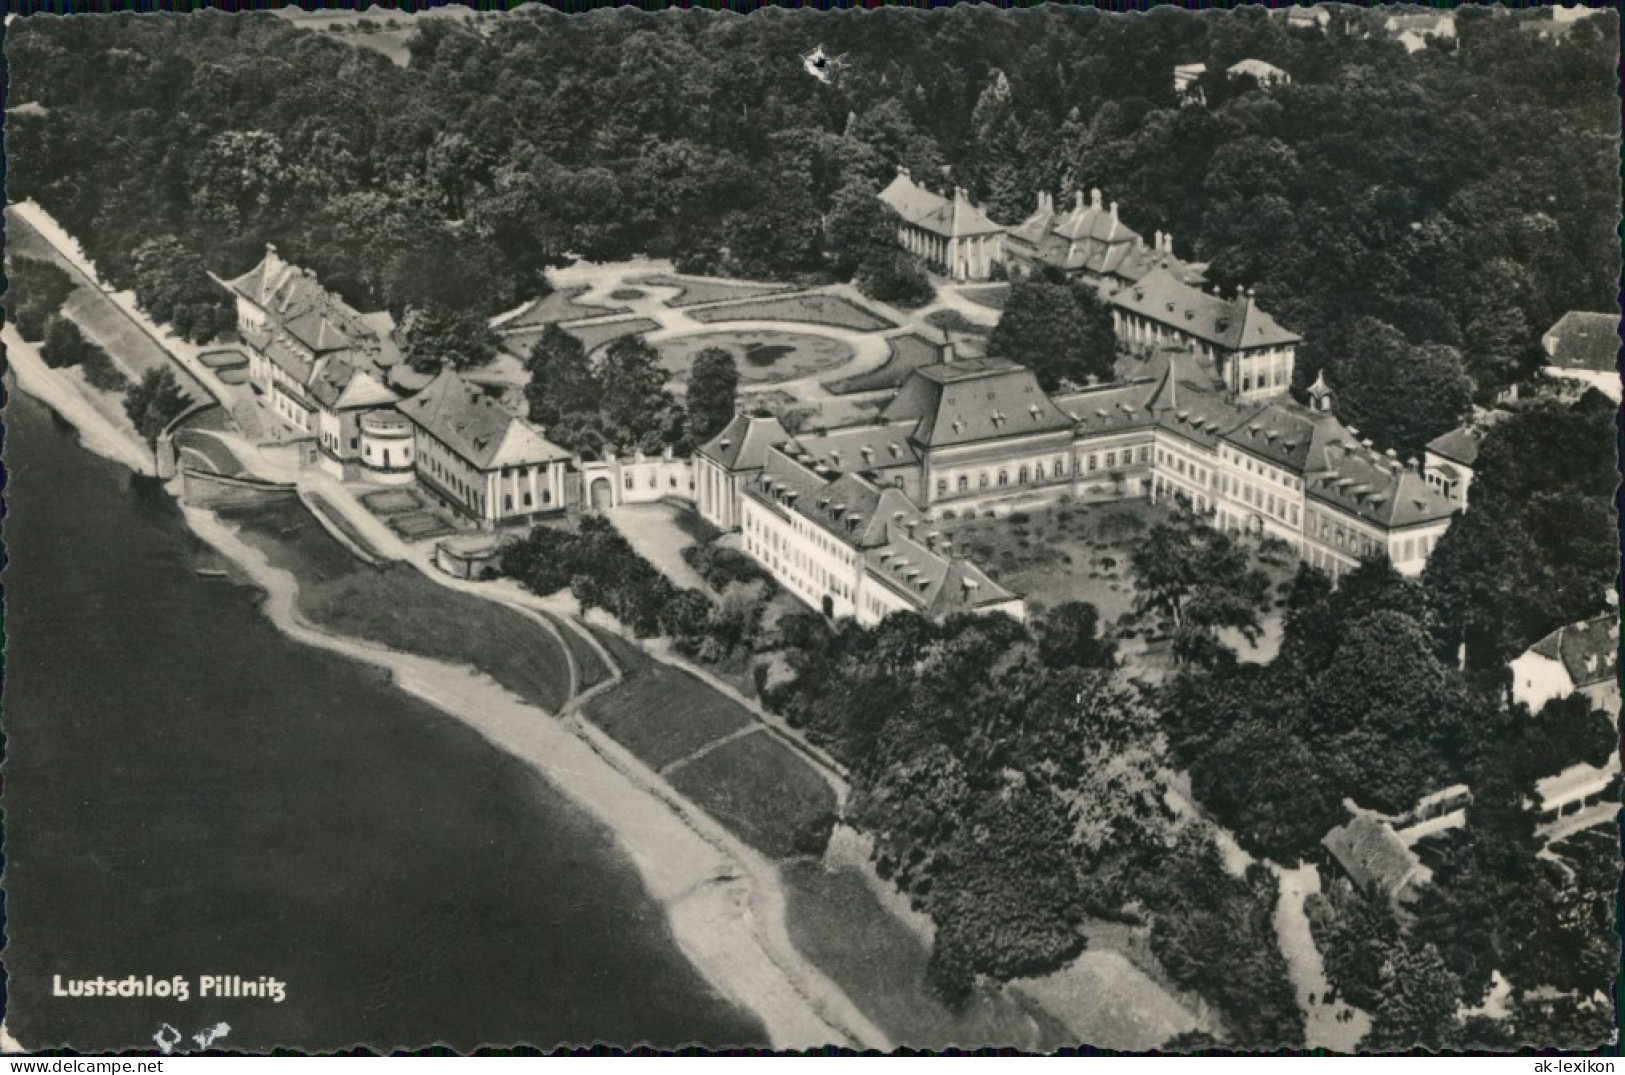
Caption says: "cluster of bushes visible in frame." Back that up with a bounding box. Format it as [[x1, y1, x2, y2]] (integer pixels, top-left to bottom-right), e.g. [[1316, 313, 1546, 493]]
[[681, 542, 778, 596], [39, 315, 128, 391], [6, 255, 75, 343], [502, 518, 770, 667]]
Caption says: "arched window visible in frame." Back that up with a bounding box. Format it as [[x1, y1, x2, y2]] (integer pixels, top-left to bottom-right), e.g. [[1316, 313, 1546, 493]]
[[979, 473, 990, 490], [997, 470, 1009, 487], [957, 475, 969, 493], [1018, 465, 1029, 484]]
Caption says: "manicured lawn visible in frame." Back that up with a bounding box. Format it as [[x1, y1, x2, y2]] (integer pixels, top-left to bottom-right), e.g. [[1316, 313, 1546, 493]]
[[823, 332, 941, 396], [667, 729, 837, 860], [545, 614, 613, 694], [689, 293, 894, 333], [655, 329, 856, 387], [582, 644, 754, 771], [924, 308, 991, 336], [501, 285, 628, 329], [958, 285, 1011, 312], [780, 858, 1070, 1049], [627, 273, 796, 309], [361, 487, 427, 516], [218, 495, 572, 713]]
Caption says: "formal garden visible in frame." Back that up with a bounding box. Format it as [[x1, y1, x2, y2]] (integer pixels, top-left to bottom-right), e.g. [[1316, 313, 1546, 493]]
[[655, 329, 857, 388]]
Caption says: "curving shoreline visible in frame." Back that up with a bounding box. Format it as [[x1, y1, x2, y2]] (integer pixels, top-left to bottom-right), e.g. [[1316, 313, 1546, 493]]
[[8, 366, 884, 1051], [181, 504, 886, 1051]]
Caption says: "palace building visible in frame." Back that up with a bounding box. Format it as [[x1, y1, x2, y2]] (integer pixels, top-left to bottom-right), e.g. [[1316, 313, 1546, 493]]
[[1003, 188, 1206, 294], [700, 345, 1460, 617], [225, 245, 427, 481], [397, 370, 572, 529], [1108, 268, 1301, 402], [877, 168, 1007, 282]]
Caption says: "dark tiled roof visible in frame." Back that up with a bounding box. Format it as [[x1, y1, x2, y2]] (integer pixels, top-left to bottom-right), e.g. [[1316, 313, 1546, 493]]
[[1425, 425, 1488, 467], [1111, 267, 1300, 351], [1224, 401, 1348, 474], [1542, 311, 1620, 373], [399, 371, 569, 471], [786, 421, 922, 474], [1304, 443, 1457, 529], [1322, 814, 1425, 903], [878, 171, 1004, 238], [881, 361, 1076, 448], [1528, 615, 1621, 690], [1053, 382, 1159, 436], [698, 412, 791, 470], [863, 529, 1018, 617]]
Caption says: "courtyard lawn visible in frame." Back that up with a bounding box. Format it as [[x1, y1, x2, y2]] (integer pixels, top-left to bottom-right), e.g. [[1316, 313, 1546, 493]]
[[822, 332, 941, 396], [217, 495, 572, 713], [666, 729, 838, 860], [958, 284, 1011, 312], [361, 487, 428, 516], [500, 284, 629, 330], [934, 499, 1165, 627], [582, 650, 754, 771], [654, 330, 856, 387], [627, 273, 796, 309], [689, 293, 895, 333], [937, 498, 1294, 664]]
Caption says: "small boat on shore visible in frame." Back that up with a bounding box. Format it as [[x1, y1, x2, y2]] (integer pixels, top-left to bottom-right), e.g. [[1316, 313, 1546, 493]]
[[193, 567, 229, 580]]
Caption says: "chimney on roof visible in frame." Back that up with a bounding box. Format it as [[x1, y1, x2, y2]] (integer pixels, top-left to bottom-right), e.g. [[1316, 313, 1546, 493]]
[[962, 577, 980, 596], [1110, 201, 1119, 222], [1074, 190, 1086, 213], [860, 446, 874, 465], [1091, 188, 1103, 210]]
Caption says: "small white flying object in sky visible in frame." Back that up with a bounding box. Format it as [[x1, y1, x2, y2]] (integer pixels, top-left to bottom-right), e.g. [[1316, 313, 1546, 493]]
[[802, 45, 848, 86]]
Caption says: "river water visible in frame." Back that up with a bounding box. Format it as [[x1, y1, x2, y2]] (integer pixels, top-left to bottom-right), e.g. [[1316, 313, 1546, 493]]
[[2, 386, 766, 1052]]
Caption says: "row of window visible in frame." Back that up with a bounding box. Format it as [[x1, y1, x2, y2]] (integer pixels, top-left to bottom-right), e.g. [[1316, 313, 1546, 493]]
[[1085, 445, 1151, 473], [935, 455, 1070, 498], [621, 471, 689, 492], [1156, 448, 1211, 488], [500, 488, 551, 513], [422, 447, 483, 511], [1230, 478, 1300, 527], [1226, 448, 1298, 492], [1152, 475, 1209, 513]]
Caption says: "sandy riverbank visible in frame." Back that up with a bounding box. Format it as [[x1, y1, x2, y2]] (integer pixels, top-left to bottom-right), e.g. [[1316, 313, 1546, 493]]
[[179, 502, 887, 1051], [6, 328, 154, 476]]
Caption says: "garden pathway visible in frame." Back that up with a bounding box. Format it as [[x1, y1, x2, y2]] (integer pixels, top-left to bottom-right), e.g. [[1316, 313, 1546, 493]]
[[1271, 862, 1372, 1051]]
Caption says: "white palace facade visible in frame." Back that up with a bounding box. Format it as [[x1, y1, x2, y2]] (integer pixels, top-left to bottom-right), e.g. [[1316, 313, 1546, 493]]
[[698, 348, 1460, 620]]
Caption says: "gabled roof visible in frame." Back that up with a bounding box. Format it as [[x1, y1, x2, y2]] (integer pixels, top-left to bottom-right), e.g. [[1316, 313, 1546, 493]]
[[1304, 442, 1457, 529], [863, 528, 1018, 617], [877, 170, 1003, 239], [1111, 267, 1300, 352], [1323, 813, 1427, 905], [1542, 311, 1620, 373], [698, 412, 791, 471], [881, 361, 1075, 448], [398, 371, 569, 471], [308, 360, 398, 412], [1228, 58, 1289, 82], [1054, 381, 1160, 437], [786, 421, 922, 474], [1527, 615, 1621, 690], [1426, 424, 1488, 468], [1223, 399, 1349, 475]]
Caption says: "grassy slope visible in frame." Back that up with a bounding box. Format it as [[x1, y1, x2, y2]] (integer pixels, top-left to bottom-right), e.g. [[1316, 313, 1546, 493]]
[[218, 496, 570, 713], [689, 293, 894, 332], [667, 730, 837, 860]]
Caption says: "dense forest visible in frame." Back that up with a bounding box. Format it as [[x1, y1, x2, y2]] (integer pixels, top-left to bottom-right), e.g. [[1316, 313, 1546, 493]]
[[7, 5, 1619, 419], [6, 6, 1619, 1050]]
